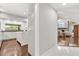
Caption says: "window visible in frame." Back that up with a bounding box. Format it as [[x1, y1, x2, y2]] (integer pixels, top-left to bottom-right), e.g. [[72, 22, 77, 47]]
[[5, 24, 21, 31], [57, 19, 68, 29]]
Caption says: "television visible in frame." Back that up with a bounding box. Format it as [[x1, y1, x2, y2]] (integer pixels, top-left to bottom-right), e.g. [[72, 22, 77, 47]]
[[57, 19, 68, 29]]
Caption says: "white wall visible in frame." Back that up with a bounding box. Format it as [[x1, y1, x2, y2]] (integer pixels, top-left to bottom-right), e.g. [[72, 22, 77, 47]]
[[27, 13, 35, 56], [22, 5, 35, 55], [39, 4, 57, 55]]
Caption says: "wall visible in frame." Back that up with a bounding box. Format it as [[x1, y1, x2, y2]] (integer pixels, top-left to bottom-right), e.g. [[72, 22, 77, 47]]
[[22, 5, 35, 55], [39, 4, 57, 55], [26, 13, 35, 56]]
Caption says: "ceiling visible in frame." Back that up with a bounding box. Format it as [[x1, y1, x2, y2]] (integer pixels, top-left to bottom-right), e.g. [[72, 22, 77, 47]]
[[1, 3, 79, 21], [0, 3, 35, 18], [49, 3, 79, 21]]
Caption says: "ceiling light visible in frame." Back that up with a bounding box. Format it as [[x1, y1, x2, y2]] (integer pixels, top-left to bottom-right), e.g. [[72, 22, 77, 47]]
[[58, 46, 61, 50], [62, 3, 67, 6], [0, 8, 5, 12], [24, 12, 26, 15]]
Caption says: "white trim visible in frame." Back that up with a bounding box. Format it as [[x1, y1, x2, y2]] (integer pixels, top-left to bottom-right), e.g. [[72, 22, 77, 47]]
[[35, 3, 39, 56]]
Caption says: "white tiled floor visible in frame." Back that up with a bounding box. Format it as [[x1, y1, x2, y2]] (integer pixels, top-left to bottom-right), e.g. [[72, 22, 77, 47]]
[[41, 45, 79, 56]]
